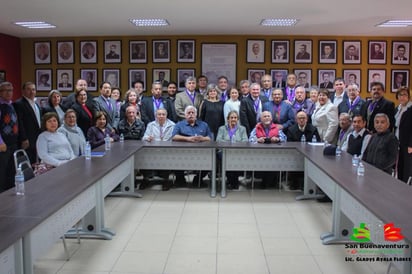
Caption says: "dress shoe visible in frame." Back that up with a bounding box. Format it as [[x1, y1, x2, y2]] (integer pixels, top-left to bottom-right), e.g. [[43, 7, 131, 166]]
[[162, 181, 171, 191], [139, 180, 149, 190]]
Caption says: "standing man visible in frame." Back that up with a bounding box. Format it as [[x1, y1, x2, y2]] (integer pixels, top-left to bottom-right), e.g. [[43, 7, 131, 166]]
[[366, 82, 395, 132], [92, 82, 119, 132], [217, 76, 229, 102], [338, 84, 366, 117], [239, 80, 250, 98], [330, 77, 348, 107], [13, 82, 41, 164], [195, 75, 208, 96], [263, 89, 295, 132], [260, 74, 274, 100], [164, 82, 178, 122], [0, 82, 19, 191], [174, 76, 203, 120], [140, 81, 174, 126], [291, 86, 313, 116], [133, 80, 145, 106], [283, 73, 298, 103], [63, 78, 93, 109]]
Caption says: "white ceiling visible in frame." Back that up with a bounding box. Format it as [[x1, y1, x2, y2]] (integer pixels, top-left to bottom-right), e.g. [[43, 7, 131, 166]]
[[1, 0, 412, 38]]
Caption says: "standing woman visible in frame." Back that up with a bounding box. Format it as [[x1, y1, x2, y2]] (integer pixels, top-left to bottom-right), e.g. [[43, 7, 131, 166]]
[[223, 87, 241, 122], [198, 84, 224, 140], [87, 111, 119, 149], [57, 109, 86, 157], [71, 89, 94, 137], [395, 87, 412, 183], [43, 89, 66, 124]]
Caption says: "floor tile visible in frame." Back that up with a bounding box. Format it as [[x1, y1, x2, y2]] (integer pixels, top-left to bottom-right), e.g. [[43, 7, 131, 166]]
[[164, 253, 216, 274]]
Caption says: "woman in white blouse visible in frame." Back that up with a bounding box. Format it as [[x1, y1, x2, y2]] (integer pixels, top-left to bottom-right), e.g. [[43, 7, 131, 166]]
[[311, 88, 339, 143]]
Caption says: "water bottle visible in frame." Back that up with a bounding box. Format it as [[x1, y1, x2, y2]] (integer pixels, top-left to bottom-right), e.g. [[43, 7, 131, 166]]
[[300, 134, 306, 143], [357, 162, 365, 176], [104, 134, 111, 151], [84, 141, 91, 160], [312, 135, 317, 143], [120, 133, 124, 143], [352, 154, 359, 167], [336, 146, 342, 157], [15, 167, 25, 196]]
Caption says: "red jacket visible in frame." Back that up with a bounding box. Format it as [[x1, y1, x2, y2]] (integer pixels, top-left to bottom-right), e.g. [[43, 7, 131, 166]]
[[255, 123, 279, 138]]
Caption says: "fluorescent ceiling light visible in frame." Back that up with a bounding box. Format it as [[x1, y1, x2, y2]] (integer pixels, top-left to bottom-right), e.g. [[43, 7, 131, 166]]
[[377, 20, 412, 27], [14, 21, 56, 29], [129, 19, 169, 27], [260, 19, 299, 27]]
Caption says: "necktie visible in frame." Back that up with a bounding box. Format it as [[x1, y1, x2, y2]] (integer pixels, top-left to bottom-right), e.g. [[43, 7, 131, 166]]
[[107, 99, 112, 111]]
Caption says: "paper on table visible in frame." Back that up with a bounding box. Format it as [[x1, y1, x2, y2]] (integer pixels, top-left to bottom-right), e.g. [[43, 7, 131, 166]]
[[91, 151, 105, 157], [308, 142, 325, 146]]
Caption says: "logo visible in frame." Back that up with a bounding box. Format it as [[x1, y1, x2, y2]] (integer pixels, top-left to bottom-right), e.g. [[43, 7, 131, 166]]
[[350, 222, 404, 243]]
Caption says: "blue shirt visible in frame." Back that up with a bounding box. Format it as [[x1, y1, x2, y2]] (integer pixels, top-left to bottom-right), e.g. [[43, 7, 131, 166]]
[[172, 120, 212, 139]]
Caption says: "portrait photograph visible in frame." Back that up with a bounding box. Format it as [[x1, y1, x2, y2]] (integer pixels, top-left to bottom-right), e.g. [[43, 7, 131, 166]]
[[247, 40, 265, 63], [153, 69, 171, 91], [56, 69, 73, 91], [318, 69, 336, 90], [247, 69, 265, 84], [153, 40, 170, 63], [391, 69, 409, 92], [367, 69, 386, 92], [319, 40, 337, 64], [34, 41, 51, 64], [392, 41, 410, 65], [343, 41, 361, 64], [368, 41, 386, 64], [177, 69, 195, 90], [129, 40, 147, 64], [57, 41, 74, 64], [177, 40, 195, 63], [343, 69, 361, 88], [294, 40, 312, 64], [80, 69, 98, 91], [294, 69, 312, 90], [129, 69, 146, 90], [271, 40, 289, 64], [35, 69, 52, 91], [103, 69, 120, 88], [271, 69, 288, 89], [104, 40, 121, 64], [80, 41, 97, 64], [0, 70, 5, 83]]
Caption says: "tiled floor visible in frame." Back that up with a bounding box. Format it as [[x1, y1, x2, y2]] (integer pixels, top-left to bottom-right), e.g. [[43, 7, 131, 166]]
[[34, 187, 399, 274]]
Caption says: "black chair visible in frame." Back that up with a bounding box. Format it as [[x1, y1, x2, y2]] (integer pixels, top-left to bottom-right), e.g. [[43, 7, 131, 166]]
[[18, 160, 35, 181]]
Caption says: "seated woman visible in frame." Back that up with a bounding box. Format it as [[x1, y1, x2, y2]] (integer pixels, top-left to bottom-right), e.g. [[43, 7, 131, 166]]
[[216, 110, 248, 189], [57, 109, 86, 157], [87, 111, 119, 149], [42, 89, 66, 124], [36, 112, 75, 167]]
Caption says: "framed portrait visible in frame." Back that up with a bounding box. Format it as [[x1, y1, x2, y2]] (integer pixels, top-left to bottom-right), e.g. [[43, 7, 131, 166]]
[[153, 69, 171, 91], [80, 69, 98, 91], [270, 69, 288, 89], [343, 41, 361, 64], [294, 69, 312, 90], [247, 69, 265, 84], [103, 69, 120, 88], [319, 40, 337, 64], [0, 70, 5, 83], [367, 69, 386, 92], [129, 69, 146, 91], [34, 41, 51, 64], [177, 40, 195, 63], [153, 40, 170, 63], [343, 69, 361, 88], [177, 69, 195, 90], [56, 69, 73, 91], [391, 69, 409, 93], [392, 41, 410, 65], [35, 69, 52, 91], [57, 41, 74, 64], [271, 40, 289, 64], [202, 43, 237, 86], [246, 40, 265, 63], [318, 69, 336, 90], [80, 41, 97, 64], [104, 40, 121, 64], [129, 40, 147, 64], [368, 41, 386, 64], [294, 40, 312, 64]]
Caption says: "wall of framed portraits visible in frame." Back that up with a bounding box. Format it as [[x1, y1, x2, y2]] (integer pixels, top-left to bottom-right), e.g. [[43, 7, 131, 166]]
[[17, 34, 412, 101]]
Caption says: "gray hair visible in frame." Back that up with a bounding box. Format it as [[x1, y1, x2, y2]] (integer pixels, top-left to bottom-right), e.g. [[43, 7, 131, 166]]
[[374, 113, 389, 124], [185, 76, 196, 85], [184, 105, 197, 115]]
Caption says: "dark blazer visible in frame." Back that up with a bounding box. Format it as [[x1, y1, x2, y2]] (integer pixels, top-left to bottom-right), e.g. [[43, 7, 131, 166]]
[[92, 96, 119, 131], [337, 97, 367, 117], [272, 80, 286, 89], [398, 106, 412, 148], [71, 101, 94, 137], [365, 97, 395, 132], [330, 92, 349, 104], [239, 94, 268, 136], [63, 91, 94, 109], [285, 123, 321, 142], [42, 103, 67, 116], [262, 101, 295, 131], [140, 96, 175, 126]]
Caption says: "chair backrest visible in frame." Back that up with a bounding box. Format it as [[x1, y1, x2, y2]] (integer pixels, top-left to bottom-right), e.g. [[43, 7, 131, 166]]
[[19, 161, 35, 181], [13, 149, 30, 171]]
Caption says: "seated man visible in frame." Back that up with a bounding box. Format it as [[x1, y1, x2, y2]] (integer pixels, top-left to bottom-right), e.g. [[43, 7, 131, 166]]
[[362, 113, 399, 174], [341, 114, 370, 157], [117, 105, 145, 140], [336, 112, 353, 149], [172, 105, 212, 187], [140, 108, 176, 191], [286, 111, 320, 142]]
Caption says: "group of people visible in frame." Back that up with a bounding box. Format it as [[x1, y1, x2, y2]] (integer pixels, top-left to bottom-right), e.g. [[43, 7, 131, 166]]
[[1, 73, 411, 192]]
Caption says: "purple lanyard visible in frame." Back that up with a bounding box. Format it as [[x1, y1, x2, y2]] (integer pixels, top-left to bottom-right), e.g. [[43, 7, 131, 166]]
[[339, 130, 346, 141], [264, 127, 270, 137], [253, 98, 260, 113], [153, 97, 162, 110], [159, 126, 164, 140], [221, 92, 227, 102], [292, 100, 303, 111], [347, 96, 360, 111], [228, 125, 237, 141], [369, 101, 377, 112], [273, 103, 281, 119], [286, 87, 294, 101], [186, 90, 195, 104]]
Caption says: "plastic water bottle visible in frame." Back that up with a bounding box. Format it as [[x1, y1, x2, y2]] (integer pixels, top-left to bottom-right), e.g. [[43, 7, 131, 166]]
[[312, 135, 317, 143], [105, 134, 111, 151], [120, 133, 124, 143], [84, 141, 91, 160], [357, 162, 365, 176], [352, 154, 359, 167], [336, 146, 342, 157], [300, 134, 306, 143], [15, 167, 25, 196]]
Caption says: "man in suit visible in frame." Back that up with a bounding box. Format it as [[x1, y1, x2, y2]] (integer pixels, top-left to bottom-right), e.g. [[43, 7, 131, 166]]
[[336, 112, 353, 148], [140, 81, 174, 126], [106, 44, 120, 59], [319, 72, 333, 89], [239, 82, 268, 136], [92, 82, 119, 132], [283, 73, 298, 103], [295, 44, 310, 60], [366, 82, 395, 132], [58, 72, 72, 89], [260, 74, 273, 100], [297, 72, 309, 88], [263, 89, 295, 132], [13, 82, 42, 164], [394, 45, 408, 61], [217, 76, 230, 102], [393, 72, 406, 90], [330, 77, 348, 106], [338, 83, 366, 118], [195, 75, 208, 96], [174, 76, 203, 120], [345, 45, 359, 60]]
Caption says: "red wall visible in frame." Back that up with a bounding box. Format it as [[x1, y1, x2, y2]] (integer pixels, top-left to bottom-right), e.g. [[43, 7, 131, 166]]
[[0, 33, 21, 100]]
